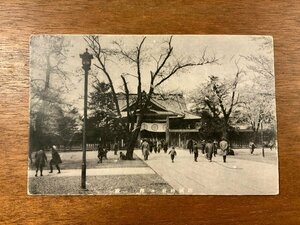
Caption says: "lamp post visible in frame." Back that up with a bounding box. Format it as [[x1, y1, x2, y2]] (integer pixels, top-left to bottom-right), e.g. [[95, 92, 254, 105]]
[[80, 48, 93, 189]]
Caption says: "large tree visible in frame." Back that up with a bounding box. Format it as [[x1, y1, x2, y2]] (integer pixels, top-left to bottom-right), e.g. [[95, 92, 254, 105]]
[[190, 66, 244, 139], [85, 36, 217, 159], [239, 36, 276, 142], [30, 36, 76, 151]]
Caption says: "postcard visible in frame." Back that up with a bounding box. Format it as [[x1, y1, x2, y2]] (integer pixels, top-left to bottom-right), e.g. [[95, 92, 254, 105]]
[[28, 35, 278, 195]]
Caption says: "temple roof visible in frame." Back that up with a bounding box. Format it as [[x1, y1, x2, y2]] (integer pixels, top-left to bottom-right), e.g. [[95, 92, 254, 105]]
[[117, 93, 200, 120]]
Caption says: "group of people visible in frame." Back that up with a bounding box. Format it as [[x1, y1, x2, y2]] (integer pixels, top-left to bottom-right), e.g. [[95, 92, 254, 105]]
[[187, 138, 229, 163], [140, 137, 230, 163], [146, 139, 168, 154], [97, 142, 120, 163], [140, 138, 177, 162], [34, 145, 62, 177], [249, 140, 275, 154]]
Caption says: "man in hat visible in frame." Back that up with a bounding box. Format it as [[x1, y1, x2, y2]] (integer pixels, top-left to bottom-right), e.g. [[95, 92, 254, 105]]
[[205, 140, 214, 162], [35, 149, 47, 177], [49, 145, 62, 174]]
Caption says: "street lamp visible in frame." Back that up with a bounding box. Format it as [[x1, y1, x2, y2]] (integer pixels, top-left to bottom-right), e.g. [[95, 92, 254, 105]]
[[80, 48, 93, 189]]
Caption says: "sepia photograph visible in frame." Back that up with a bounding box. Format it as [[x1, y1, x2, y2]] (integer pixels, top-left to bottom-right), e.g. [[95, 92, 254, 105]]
[[28, 35, 278, 195]]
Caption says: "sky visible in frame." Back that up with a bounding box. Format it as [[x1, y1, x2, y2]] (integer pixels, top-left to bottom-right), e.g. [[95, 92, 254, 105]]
[[30, 35, 274, 113]]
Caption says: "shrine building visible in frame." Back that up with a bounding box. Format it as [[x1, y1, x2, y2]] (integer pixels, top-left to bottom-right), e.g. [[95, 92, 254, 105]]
[[117, 93, 201, 148]]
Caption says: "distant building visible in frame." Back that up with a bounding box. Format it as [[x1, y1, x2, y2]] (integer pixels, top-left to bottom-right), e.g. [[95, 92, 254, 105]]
[[231, 124, 276, 148], [118, 93, 201, 148]]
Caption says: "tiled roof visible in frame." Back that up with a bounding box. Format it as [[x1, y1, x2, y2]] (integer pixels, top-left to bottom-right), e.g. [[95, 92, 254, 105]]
[[117, 93, 200, 120]]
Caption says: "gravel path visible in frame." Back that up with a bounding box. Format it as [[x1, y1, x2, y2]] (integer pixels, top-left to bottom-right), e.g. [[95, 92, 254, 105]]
[[28, 174, 174, 195]]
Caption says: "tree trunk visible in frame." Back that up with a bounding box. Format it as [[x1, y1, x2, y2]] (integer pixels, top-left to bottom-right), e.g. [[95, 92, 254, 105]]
[[222, 117, 230, 140], [125, 93, 153, 159], [125, 112, 144, 159], [125, 129, 140, 159], [252, 130, 259, 143]]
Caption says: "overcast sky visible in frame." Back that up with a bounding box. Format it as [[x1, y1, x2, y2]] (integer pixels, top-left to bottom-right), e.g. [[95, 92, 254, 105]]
[[31, 35, 274, 113]]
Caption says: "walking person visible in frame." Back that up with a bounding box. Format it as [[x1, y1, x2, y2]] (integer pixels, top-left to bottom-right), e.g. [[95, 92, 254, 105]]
[[34, 149, 47, 177], [149, 139, 153, 153], [249, 141, 256, 154], [219, 138, 229, 163], [141, 139, 150, 160], [213, 139, 218, 157], [163, 140, 168, 153], [97, 144, 105, 163], [187, 139, 193, 154], [193, 142, 199, 162], [157, 140, 162, 153], [153, 139, 157, 153], [49, 145, 62, 173], [169, 146, 177, 163], [205, 140, 214, 162], [200, 140, 206, 154]]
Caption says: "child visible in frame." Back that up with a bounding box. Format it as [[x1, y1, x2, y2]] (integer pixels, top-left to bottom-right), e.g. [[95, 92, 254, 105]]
[[168, 146, 177, 163], [97, 144, 105, 163]]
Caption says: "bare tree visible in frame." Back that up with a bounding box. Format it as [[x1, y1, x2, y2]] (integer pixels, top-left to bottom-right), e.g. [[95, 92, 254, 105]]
[[31, 36, 70, 92], [84, 36, 122, 118], [242, 36, 274, 79], [85, 35, 217, 159], [190, 66, 244, 138]]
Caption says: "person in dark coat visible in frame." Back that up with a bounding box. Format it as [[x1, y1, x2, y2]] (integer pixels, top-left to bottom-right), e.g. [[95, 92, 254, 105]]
[[163, 140, 168, 153], [35, 149, 47, 177], [149, 139, 153, 153], [199, 140, 206, 154], [49, 145, 62, 173], [205, 140, 214, 162], [213, 140, 218, 157], [249, 141, 256, 154], [97, 144, 105, 163], [153, 140, 157, 153], [193, 142, 199, 162], [157, 140, 162, 153], [168, 146, 177, 163], [187, 139, 193, 154]]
